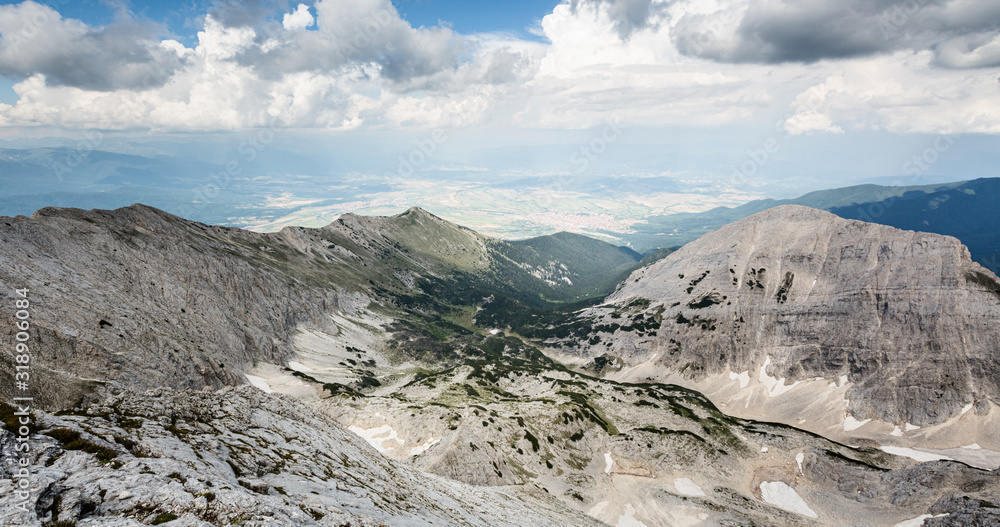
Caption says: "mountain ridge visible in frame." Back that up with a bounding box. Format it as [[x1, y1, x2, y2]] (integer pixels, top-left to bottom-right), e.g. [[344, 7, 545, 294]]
[[0, 203, 646, 408], [3, 202, 1000, 526], [553, 205, 1000, 447], [622, 178, 1000, 275]]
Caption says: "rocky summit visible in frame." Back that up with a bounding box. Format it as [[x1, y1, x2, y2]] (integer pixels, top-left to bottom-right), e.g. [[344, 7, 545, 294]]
[[555, 205, 1000, 448], [2, 204, 1000, 527]]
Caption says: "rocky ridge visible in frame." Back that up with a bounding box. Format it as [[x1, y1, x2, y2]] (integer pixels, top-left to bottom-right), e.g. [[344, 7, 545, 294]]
[[0, 205, 641, 408], [0, 385, 604, 527], [547, 205, 1000, 446], [3, 204, 1000, 526]]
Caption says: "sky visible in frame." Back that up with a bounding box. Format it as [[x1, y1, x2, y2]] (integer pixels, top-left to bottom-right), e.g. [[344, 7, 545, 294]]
[[0, 0, 998, 198]]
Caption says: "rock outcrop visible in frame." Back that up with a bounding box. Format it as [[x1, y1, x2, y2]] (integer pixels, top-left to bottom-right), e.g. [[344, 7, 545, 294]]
[[574, 205, 1000, 431], [0, 386, 605, 527]]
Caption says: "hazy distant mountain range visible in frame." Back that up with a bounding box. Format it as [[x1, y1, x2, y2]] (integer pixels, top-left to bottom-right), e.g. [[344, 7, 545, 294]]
[[622, 178, 1000, 274], [3, 146, 998, 276]]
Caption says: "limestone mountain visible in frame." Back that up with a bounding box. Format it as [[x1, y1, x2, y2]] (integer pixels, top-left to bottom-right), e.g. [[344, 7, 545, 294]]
[[547, 205, 1000, 449], [2, 203, 999, 527], [0, 204, 642, 408], [623, 177, 1000, 275]]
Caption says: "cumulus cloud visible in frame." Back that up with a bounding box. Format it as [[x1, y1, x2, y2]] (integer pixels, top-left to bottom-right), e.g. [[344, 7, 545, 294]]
[[0, 0, 539, 130], [225, 0, 541, 92], [671, 0, 1000, 68], [282, 4, 314, 31], [0, 0, 998, 135], [781, 52, 1000, 134], [209, 0, 292, 28], [0, 1, 187, 90], [572, 0, 666, 39]]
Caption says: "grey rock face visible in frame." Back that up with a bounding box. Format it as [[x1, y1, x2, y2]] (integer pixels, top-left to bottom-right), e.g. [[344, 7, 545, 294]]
[[0, 204, 643, 409], [0, 205, 350, 408], [315, 357, 1000, 527], [0, 385, 605, 527], [584, 205, 1000, 426]]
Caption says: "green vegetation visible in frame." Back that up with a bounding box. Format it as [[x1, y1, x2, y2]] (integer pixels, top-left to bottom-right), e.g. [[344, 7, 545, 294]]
[[44, 428, 119, 462], [524, 430, 540, 452], [966, 270, 1000, 300], [0, 401, 38, 435], [688, 292, 723, 309], [557, 390, 619, 435], [152, 513, 178, 525], [775, 271, 794, 303]]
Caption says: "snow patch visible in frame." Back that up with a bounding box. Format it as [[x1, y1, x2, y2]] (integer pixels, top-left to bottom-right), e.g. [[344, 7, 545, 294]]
[[604, 452, 614, 474], [245, 374, 274, 394], [894, 513, 948, 527], [729, 370, 750, 389], [759, 481, 818, 518], [961, 403, 974, 415], [905, 423, 921, 431], [408, 436, 440, 457], [758, 357, 801, 397], [963, 443, 982, 450], [844, 414, 872, 432], [348, 424, 404, 454], [616, 503, 648, 527], [286, 361, 311, 372], [761, 446, 768, 453], [588, 501, 610, 517], [489, 329, 500, 335], [795, 453, 804, 475], [673, 478, 706, 497], [879, 446, 953, 463], [891, 426, 903, 437]]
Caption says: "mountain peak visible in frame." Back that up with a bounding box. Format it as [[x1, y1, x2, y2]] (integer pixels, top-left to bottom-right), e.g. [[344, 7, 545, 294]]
[[740, 203, 837, 222], [599, 204, 1000, 433], [395, 206, 440, 220]]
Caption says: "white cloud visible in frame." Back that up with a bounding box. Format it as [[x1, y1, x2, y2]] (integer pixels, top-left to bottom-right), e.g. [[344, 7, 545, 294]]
[[782, 51, 1000, 134], [0, 0, 997, 135], [0, 1, 189, 91], [282, 4, 315, 31]]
